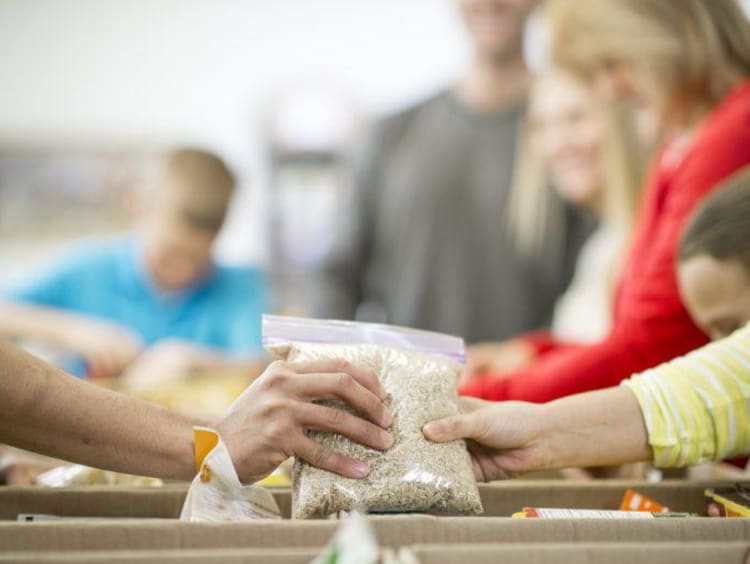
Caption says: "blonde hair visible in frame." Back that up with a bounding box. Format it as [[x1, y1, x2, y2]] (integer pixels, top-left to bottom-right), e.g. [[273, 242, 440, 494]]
[[508, 73, 643, 257], [545, 0, 750, 125], [155, 147, 236, 233]]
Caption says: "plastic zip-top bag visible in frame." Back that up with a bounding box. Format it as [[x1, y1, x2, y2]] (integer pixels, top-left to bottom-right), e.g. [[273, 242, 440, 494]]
[[263, 315, 483, 519]]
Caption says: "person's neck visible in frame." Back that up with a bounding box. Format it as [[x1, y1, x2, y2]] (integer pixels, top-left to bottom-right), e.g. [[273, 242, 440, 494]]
[[456, 51, 529, 112], [585, 192, 606, 221]]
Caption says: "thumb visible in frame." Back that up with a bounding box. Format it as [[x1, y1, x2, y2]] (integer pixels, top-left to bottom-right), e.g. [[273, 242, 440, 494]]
[[423, 412, 477, 443]]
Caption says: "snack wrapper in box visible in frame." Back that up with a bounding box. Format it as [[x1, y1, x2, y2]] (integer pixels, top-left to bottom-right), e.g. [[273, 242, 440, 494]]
[[620, 489, 669, 512], [705, 484, 750, 517], [513, 508, 693, 519]]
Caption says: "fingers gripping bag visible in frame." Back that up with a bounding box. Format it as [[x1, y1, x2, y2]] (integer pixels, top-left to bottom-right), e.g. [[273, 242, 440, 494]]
[[263, 315, 483, 519]]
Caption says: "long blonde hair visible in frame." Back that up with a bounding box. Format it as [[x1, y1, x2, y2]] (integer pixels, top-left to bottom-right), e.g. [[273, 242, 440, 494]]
[[545, 0, 750, 127], [508, 72, 643, 257]]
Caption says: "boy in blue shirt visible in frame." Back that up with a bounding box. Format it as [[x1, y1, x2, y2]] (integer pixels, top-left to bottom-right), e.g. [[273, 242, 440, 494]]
[[0, 148, 267, 380]]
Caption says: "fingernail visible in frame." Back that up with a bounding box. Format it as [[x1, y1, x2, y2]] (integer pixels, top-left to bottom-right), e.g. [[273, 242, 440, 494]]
[[423, 422, 440, 439], [352, 462, 369, 478], [380, 430, 394, 449], [382, 409, 394, 428]]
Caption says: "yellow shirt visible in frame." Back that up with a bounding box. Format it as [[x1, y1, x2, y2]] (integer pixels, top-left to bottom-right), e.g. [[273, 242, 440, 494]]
[[624, 324, 750, 467]]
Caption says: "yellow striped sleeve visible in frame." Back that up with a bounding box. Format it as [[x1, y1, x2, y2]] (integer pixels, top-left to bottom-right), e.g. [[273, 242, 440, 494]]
[[623, 324, 750, 467]]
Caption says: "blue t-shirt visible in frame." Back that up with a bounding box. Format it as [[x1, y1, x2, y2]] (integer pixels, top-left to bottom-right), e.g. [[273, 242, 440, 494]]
[[4, 236, 268, 359]]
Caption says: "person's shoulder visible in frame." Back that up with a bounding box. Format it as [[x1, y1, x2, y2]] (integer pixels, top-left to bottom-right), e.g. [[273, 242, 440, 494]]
[[370, 89, 452, 141], [672, 83, 750, 194], [0, 235, 128, 301], [378, 89, 449, 124], [50, 234, 129, 273], [697, 81, 750, 148], [212, 264, 266, 290]]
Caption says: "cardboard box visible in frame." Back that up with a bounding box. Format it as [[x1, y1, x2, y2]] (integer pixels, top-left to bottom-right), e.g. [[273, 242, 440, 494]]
[[1, 516, 750, 552], [475, 479, 727, 516], [0, 548, 318, 564], [408, 542, 750, 564], [0, 485, 292, 521], [0, 480, 738, 521], [2, 480, 748, 561], [1, 543, 749, 564], [0, 485, 189, 521]]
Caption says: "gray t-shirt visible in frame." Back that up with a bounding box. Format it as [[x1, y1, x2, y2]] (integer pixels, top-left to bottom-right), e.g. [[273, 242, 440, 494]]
[[315, 90, 592, 343]]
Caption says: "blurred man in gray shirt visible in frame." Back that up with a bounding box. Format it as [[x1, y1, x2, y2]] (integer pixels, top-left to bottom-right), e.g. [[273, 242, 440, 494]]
[[316, 0, 591, 343]]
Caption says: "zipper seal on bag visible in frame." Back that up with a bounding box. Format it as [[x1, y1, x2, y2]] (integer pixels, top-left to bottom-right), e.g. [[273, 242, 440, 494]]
[[262, 314, 466, 364]]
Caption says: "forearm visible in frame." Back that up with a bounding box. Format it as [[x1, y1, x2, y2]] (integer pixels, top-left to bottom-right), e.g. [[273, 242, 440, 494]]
[[538, 386, 651, 469], [519, 331, 564, 356], [0, 341, 197, 480], [474, 331, 657, 403], [0, 302, 86, 348], [122, 341, 266, 389], [537, 325, 750, 471]]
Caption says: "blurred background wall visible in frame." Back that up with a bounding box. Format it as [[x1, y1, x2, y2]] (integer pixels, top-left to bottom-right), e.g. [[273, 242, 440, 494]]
[[0, 0, 473, 279], [1, 0, 748, 289]]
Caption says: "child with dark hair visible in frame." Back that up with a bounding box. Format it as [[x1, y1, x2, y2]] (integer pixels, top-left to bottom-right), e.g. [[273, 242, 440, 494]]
[[677, 166, 750, 341]]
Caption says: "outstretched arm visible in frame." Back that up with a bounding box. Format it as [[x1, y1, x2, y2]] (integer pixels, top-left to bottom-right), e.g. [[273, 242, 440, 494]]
[[424, 388, 649, 481], [0, 341, 393, 483], [427, 324, 750, 481], [0, 301, 143, 379], [0, 340, 196, 480]]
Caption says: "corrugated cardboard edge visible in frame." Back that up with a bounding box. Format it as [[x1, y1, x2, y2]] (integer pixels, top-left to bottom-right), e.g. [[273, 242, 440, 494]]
[[409, 542, 750, 564], [2, 516, 750, 551], [0, 547, 318, 564], [1, 542, 748, 564], [1, 480, 740, 521]]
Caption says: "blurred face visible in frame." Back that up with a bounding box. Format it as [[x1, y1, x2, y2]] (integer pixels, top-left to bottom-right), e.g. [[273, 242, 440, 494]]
[[142, 218, 217, 293], [459, 0, 537, 61], [678, 255, 750, 340], [593, 62, 638, 101], [529, 73, 604, 209]]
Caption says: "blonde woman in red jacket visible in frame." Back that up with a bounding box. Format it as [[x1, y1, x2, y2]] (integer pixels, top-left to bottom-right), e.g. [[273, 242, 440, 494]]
[[462, 0, 750, 403]]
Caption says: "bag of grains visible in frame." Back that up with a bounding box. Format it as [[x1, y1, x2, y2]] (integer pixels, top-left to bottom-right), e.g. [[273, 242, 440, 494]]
[[262, 315, 483, 519]]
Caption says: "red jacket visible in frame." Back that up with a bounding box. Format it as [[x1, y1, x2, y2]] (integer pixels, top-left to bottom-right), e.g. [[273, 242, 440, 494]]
[[462, 81, 750, 403]]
